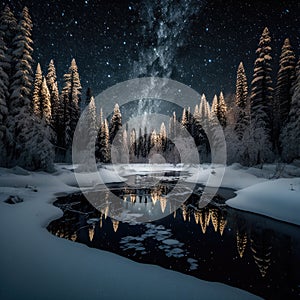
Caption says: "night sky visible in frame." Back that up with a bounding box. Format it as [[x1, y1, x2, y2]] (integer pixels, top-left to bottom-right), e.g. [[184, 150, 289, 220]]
[[2, 0, 300, 101]]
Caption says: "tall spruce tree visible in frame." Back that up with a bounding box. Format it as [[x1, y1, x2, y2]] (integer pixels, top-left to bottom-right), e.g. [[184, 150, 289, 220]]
[[6, 7, 34, 162], [32, 63, 42, 118], [281, 59, 300, 161], [211, 95, 218, 116], [250, 27, 274, 164], [85, 96, 97, 161], [274, 38, 296, 150], [40, 76, 51, 124], [218, 91, 227, 128], [276, 38, 296, 125], [46, 59, 60, 130], [109, 103, 122, 143], [160, 122, 167, 151], [235, 62, 249, 139], [250, 28, 273, 130], [98, 119, 110, 163], [7, 7, 53, 169], [130, 128, 137, 159], [0, 5, 17, 79], [60, 58, 82, 158], [0, 35, 8, 153]]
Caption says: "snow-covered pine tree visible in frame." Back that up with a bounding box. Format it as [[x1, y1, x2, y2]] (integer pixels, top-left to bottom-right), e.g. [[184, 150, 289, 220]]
[[281, 59, 300, 162], [181, 107, 187, 128], [160, 122, 167, 151], [275, 38, 296, 126], [250, 27, 274, 164], [199, 94, 210, 126], [98, 119, 110, 163], [6, 7, 34, 163], [60, 59, 82, 159], [69, 58, 81, 142], [40, 77, 51, 124], [0, 5, 17, 79], [143, 126, 148, 157], [218, 91, 227, 128], [129, 128, 137, 160], [6, 7, 54, 170], [273, 38, 296, 153], [109, 103, 122, 143], [59, 74, 71, 153], [85, 96, 97, 162], [46, 59, 60, 131], [234, 62, 249, 139], [150, 130, 157, 149], [32, 63, 42, 118], [0, 35, 8, 158], [211, 95, 218, 117]]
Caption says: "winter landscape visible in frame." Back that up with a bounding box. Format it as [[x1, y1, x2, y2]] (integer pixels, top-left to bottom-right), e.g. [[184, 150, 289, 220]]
[[0, 1, 300, 299]]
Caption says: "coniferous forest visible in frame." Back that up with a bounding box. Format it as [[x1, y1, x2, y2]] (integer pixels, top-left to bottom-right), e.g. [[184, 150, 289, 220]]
[[0, 6, 299, 171]]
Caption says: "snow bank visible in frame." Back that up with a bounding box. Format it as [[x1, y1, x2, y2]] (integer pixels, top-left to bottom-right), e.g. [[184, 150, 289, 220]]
[[187, 164, 266, 190], [226, 178, 300, 226], [55, 164, 126, 187], [0, 165, 260, 300]]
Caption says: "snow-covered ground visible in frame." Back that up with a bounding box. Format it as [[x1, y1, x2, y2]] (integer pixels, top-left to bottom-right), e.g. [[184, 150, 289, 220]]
[[0, 164, 260, 300], [226, 178, 300, 226]]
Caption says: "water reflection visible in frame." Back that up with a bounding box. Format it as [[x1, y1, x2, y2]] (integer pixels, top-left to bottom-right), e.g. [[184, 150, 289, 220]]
[[48, 186, 300, 299]]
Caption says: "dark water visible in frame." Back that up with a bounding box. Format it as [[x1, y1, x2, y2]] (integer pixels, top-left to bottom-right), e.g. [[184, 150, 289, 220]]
[[48, 175, 300, 299]]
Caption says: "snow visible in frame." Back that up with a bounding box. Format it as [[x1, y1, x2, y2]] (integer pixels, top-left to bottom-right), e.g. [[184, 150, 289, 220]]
[[0, 164, 260, 300], [162, 239, 180, 245], [226, 178, 300, 226], [187, 163, 267, 190]]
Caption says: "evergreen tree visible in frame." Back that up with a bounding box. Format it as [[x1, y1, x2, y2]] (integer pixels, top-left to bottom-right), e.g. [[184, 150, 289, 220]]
[[32, 63, 42, 118], [181, 107, 188, 128], [160, 122, 167, 151], [60, 58, 82, 157], [0, 5, 17, 79], [199, 94, 210, 124], [281, 59, 300, 161], [250, 27, 274, 164], [129, 128, 137, 159], [98, 119, 110, 163], [6, 7, 54, 170], [218, 92, 227, 128], [85, 96, 97, 161], [211, 95, 218, 116], [40, 76, 51, 124], [0, 35, 8, 154], [143, 126, 148, 157], [46, 59, 60, 130], [6, 7, 34, 162], [235, 62, 249, 139], [274, 38, 296, 152], [69, 58, 81, 139], [109, 103, 122, 143], [276, 38, 296, 125]]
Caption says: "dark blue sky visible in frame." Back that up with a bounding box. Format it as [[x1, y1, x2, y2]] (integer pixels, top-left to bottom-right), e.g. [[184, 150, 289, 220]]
[[3, 0, 300, 101]]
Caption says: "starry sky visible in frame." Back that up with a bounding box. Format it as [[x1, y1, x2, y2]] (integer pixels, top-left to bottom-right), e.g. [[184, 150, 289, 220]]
[[2, 0, 300, 101]]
